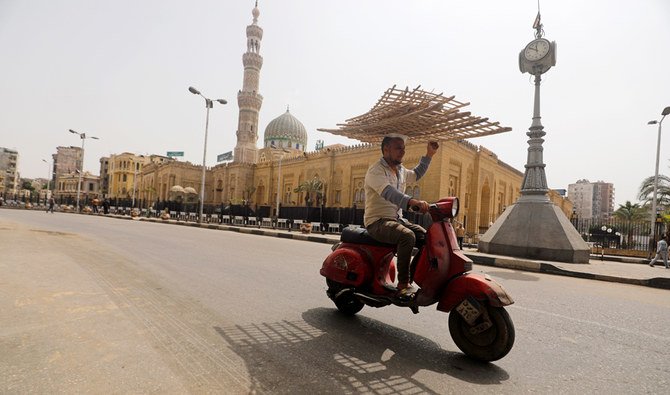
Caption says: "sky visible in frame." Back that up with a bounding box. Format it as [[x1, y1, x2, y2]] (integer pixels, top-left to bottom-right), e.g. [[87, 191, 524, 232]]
[[1, 0, 669, 207]]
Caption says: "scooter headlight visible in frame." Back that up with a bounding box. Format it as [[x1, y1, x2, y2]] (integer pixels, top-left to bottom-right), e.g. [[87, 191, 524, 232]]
[[435, 197, 459, 218]]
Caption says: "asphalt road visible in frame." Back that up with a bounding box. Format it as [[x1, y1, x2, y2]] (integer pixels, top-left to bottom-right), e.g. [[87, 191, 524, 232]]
[[2, 209, 669, 394]]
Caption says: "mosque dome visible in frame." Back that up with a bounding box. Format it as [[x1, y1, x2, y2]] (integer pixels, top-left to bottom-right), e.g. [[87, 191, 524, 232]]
[[263, 109, 308, 151]]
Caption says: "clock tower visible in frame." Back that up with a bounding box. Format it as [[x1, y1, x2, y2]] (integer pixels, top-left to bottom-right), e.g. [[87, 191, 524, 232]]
[[479, 12, 590, 263]]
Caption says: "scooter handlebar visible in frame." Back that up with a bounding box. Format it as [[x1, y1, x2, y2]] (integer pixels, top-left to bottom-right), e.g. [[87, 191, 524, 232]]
[[408, 203, 437, 213]]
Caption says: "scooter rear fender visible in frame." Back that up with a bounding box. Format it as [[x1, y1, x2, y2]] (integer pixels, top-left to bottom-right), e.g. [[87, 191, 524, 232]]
[[436, 272, 514, 312]]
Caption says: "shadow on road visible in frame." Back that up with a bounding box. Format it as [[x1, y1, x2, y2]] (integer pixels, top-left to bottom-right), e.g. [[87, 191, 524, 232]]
[[214, 307, 509, 393]]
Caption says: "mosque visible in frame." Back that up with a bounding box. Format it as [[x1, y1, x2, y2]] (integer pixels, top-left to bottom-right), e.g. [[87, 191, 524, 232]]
[[138, 2, 570, 236]]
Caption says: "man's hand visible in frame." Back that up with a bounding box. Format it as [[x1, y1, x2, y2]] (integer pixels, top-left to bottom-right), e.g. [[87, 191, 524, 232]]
[[426, 141, 439, 158], [408, 198, 430, 213]]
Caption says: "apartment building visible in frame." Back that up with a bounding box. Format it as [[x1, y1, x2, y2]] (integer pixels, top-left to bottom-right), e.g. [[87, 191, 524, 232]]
[[567, 179, 615, 220], [0, 147, 19, 195]]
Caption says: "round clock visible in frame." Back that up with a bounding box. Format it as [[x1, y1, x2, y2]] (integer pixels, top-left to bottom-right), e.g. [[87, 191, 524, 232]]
[[523, 39, 550, 61]]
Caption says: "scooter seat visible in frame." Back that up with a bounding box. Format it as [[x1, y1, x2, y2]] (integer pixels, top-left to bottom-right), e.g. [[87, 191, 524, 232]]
[[340, 227, 396, 248]]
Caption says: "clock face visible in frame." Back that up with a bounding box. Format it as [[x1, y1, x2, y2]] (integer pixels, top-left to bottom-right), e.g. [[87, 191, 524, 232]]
[[524, 39, 550, 61]]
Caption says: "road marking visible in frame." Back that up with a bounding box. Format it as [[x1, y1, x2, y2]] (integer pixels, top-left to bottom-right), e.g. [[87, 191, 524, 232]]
[[510, 305, 669, 341]]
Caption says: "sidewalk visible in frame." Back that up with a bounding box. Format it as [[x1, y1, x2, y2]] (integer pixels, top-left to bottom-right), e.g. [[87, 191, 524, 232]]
[[122, 215, 670, 290]]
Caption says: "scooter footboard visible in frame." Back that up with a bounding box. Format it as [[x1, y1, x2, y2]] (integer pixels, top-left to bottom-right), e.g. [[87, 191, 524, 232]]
[[436, 272, 514, 312]]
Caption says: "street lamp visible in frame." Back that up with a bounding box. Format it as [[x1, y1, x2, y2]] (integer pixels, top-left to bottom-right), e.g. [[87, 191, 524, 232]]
[[600, 225, 612, 260], [647, 106, 670, 247], [41, 158, 51, 193], [69, 129, 99, 212], [271, 143, 290, 218], [131, 159, 138, 208], [188, 86, 227, 223]]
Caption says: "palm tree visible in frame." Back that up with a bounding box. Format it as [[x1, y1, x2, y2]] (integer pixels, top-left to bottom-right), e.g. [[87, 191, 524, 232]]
[[638, 175, 670, 209], [613, 201, 647, 222], [294, 178, 323, 220], [613, 201, 648, 249]]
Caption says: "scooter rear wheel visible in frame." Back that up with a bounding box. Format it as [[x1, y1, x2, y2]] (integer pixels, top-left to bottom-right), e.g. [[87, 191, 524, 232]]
[[326, 279, 364, 315], [448, 304, 515, 362]]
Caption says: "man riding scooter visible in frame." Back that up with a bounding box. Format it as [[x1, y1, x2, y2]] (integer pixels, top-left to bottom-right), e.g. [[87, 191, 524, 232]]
[[364, 134, 439, 298]]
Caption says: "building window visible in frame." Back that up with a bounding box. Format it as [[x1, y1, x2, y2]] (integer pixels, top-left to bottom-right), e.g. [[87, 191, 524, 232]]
[[284, 185, 292, 204], [354, 183, 366, 204]]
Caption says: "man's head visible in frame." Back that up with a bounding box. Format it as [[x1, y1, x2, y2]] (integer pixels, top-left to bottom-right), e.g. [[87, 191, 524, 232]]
[[381, 135, 407, 166]]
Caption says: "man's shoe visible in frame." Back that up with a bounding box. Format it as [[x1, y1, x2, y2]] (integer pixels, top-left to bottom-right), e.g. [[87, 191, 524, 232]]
[[396, 285, 418, 300]]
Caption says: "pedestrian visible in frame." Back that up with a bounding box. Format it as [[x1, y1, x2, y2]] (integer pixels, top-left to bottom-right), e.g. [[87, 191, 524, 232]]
[[649, 236, 669, 269], [47, 196, 55, 213], [102, 198, 110, 215], [456, 222, 465, 250]]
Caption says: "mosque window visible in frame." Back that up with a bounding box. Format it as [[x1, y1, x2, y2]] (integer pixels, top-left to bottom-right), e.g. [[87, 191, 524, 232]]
[[353, 183, 366, 204]]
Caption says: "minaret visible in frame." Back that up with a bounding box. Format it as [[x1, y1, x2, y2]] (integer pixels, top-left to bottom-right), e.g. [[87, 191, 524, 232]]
[[234, 1, 263, 164]]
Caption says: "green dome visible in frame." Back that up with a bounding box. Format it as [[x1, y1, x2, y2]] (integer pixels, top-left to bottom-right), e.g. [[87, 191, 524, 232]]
[[263, 109, 308, 151]]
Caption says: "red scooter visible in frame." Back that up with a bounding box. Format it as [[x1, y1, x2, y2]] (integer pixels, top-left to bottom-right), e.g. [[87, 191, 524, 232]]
[[320, 197, 515, 362]]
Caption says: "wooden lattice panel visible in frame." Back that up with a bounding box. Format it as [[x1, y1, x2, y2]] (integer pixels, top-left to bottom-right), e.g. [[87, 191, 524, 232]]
[[317, 85, 512, 143]]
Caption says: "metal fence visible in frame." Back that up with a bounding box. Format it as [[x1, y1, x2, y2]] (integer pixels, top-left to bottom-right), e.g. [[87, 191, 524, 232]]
[[570, 217, 663, 252]]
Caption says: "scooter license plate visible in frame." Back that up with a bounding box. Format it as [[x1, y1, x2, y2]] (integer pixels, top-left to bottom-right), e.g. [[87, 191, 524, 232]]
[[456, 298, 481, 325]]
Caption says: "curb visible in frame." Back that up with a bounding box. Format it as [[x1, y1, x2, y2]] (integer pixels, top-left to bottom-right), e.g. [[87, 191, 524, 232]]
[[464, 253, 670, 290], [136, 217, 339, 245]]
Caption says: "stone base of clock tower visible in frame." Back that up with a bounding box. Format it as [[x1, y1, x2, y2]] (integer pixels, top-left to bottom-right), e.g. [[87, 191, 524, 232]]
[[478, 197, 590, 264]]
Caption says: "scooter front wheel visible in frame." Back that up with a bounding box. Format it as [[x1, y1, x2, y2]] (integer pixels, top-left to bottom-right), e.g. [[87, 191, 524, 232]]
[[448, 304, 514, 362], [326, 279, 364, 315]]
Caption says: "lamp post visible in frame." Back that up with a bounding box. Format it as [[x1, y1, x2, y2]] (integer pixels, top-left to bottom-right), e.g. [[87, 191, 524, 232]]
[[131, 160, 138, 208], [647, 106, 670, 248], [41, 159, 51, 203], [271, 144, 290, 218], [69, 129, 99, 212], [188, 86, 227, 223], [600, 225, 611, 261]]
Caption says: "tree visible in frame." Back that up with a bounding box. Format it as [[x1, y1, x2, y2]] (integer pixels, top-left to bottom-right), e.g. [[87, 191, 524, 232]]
[[21, 180, 35, 192], [613, 201, 648, 248], [613, 201, 647, 222], [294, 178, 323, 220], [638, 175, 670, 209]]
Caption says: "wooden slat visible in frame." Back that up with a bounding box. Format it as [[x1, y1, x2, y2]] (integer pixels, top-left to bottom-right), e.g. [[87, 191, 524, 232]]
[[318, 86, 511, 143]]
